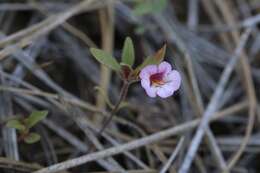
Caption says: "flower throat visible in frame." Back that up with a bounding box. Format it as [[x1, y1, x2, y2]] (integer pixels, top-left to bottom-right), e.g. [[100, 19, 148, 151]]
[[150, 72, 165, 86]]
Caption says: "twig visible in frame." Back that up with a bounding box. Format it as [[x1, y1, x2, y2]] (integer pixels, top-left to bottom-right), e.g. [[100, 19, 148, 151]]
[[225, 106, 255, 171], [85, 81, 129, 157], [0, 2, 70, 11], [31, 2, 97, 48], [0, 156, 41, 172], [0, 85, 101, 113], [73, 111, 126, 172], [0, 156, 68, 173], [15, 95, 125, 172], [178, 28, 252, 173], [0, 67, 19, 161], [0, 0, 94, 47], [0, 72, 144, 134], [33, 100, 248, 173], [0, 0, 105, 60], [159, 137, 185, 173], [187, 0, 199, 30], [88, 170, 157, 173], [80, 115, 150, 169], [38, 125, 57, 165], [213, 1, 257, 171], [42, 119, 88, 152], [154, 13, 228, 170]]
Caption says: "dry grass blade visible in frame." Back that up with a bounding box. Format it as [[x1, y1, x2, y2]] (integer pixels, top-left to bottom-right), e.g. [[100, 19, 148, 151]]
[[179, 28, 252, 173], [33, 101, 248, 173], [0, 0, 102, 60], [0, 1, 259, 172], [159, 137, 185, 173]]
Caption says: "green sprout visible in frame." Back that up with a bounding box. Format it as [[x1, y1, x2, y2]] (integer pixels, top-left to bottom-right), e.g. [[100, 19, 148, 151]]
[[6, 110, 48, 144]]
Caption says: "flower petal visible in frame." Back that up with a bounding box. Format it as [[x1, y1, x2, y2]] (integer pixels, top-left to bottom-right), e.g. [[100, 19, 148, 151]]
[[166, 70, 181, 91], [139, 65, 157, 79], [156, 85, 174, 98], [141, 78, 150, 89], [158, 61, 172, 74], [145, 86, 157, 98]]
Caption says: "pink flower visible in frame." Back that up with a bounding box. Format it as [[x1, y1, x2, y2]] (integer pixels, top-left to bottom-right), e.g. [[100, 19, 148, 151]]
[[139, 61, 181, 98]]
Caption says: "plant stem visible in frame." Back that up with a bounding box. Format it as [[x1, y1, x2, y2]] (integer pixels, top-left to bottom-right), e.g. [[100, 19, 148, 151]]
[[97, 81, 129, 136], [86, 81, 130, 153]]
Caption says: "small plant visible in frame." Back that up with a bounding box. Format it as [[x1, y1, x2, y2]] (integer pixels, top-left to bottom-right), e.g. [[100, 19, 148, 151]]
[[6, 110, 48, 144], [90, 37, 181, 135]]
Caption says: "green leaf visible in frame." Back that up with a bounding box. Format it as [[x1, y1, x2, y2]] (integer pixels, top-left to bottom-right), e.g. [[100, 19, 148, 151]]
[[25, 110, 48, 128], [133, 0, 168, 16], [24, 133, 41, 144], [122, 37, 135, 67], [6, 119, 26, 131], [90, 48, 121, 71]]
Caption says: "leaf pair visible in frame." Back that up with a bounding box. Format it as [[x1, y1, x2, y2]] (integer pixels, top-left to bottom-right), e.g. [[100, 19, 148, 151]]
[[6, 110, 48, 144], [90, 37, 135, 72], [90, 37, 167, 80]]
